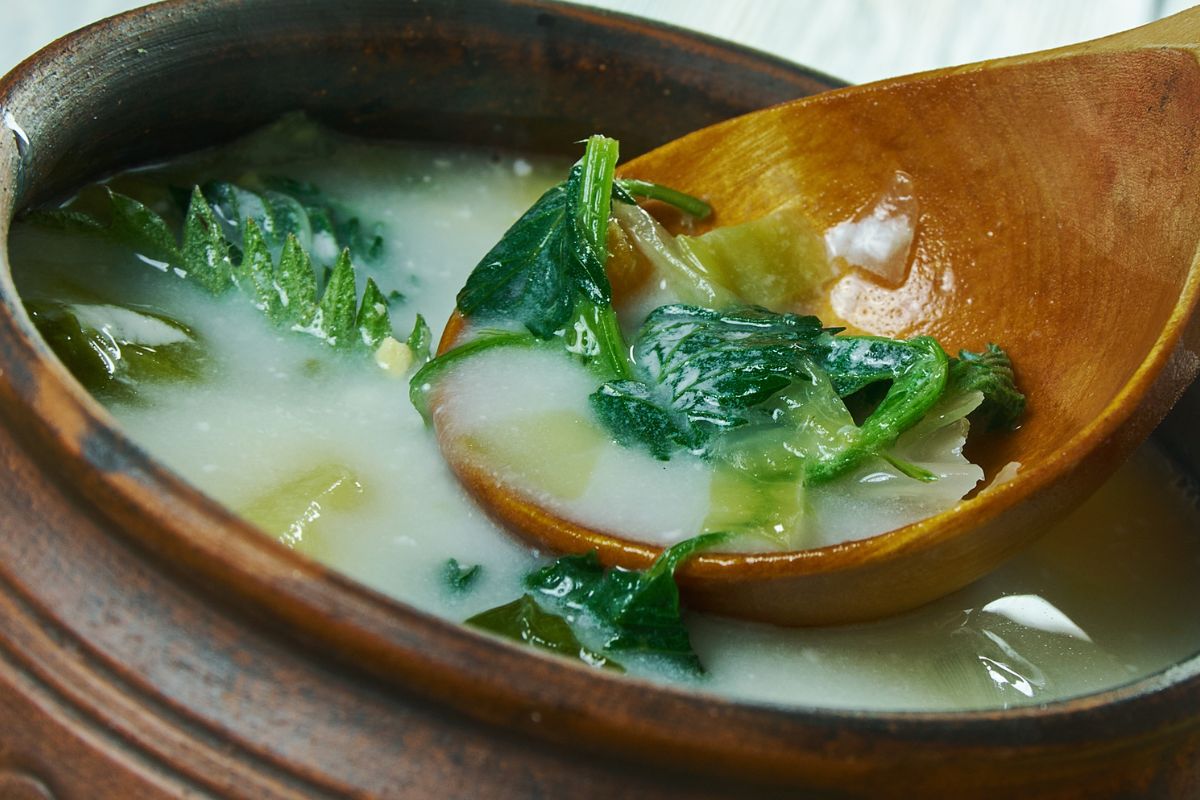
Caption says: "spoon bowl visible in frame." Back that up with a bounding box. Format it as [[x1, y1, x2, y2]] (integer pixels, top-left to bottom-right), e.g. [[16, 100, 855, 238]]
[[433, 9, 1200, 624]]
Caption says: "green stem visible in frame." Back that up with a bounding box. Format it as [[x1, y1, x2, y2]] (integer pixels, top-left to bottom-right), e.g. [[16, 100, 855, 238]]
[[577, 135, 620, 261], [617, 179, 712, 219], [408, 331, 539, 423]]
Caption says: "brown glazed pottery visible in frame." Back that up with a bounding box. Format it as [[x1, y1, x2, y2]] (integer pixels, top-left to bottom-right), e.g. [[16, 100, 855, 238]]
[[0, 1, 1198, 797]]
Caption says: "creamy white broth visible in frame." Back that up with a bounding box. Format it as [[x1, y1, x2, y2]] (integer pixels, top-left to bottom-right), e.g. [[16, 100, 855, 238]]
[[10, 127, 1200, 711]]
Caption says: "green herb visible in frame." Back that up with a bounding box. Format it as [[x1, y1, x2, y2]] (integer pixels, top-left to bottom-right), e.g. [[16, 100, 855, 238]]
[[523, 531, 729, 674], [587, 304, 952, 483], [27, 299, 206, 400], [31, 184, 402, 363], [406, 314, 433, 363], [806, 335, 949, 483], [106, 188, 181, 265], [469, 532, 727, 673], [199, 176, 385, 267], [591, 305, 835, 457], [317, 250, 359, 348], [356, 278, 392, 350], [443, 558, 482, 592], [275, 234, 319, 326], [948, 343, 1026, 431], [456, 136, 620, 347], [615, 178, 712, 219], [466, 594, 623, 672], [181, 187, 235, 294]]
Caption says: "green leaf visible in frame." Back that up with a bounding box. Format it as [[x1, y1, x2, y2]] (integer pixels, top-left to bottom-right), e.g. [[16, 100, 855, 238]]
[[181, 187, 235, 294], [355, 277, 392, 349], [443, 558, 482, 592], [23, 208, 106, 233], [275, 234, 319, 326], [28, 299, 206, 401], [948, 343, 1026, 431], [263, 189, 313, 249], [456, 135, 617, 340], [804, 335, 949, 483], [590, 304, 835, 458], [524, 532, 730, 674], [235, 219, 284, 323], [105, 188, 181, 265], [406, 313, 433, 363], [590, 304, 952, 484], [317, 249, 358, 348], [590, 379, 694, 460], [466, 594, 623, 672]]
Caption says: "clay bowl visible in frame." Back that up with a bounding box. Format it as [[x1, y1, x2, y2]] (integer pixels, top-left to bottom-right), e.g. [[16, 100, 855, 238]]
[[0, 2, 1198, 797]]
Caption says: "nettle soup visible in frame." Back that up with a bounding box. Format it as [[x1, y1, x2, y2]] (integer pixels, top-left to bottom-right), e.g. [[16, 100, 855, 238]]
[[10, 117, 1200, 710]]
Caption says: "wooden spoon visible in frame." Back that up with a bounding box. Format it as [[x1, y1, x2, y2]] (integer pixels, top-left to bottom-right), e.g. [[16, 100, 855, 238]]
[[430, 8, 1200, 625]]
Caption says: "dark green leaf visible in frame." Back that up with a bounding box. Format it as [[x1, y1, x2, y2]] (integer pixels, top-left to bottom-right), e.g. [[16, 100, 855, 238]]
[[590, 379, 693, 460], [804, 335, 949, 483], [356, 277, 392, 349], [443, 558, 482, 592], [275, 234, 318, 326], [406, 313, 432, 363], [523, 532, 730, 674], [466, 594, 623, 672], [105, 188, 181, 265], [263, 189, 312, 248], [235, 219, 284, 322], [23, 209, 106, 233], [948, 343, 1026, 430], [28, 299, 206, 400], [590, 305, 951, 484], [181, 187, 235, 294], [317, 249, 358, 348], [456, 136, 617, 339], [590, 304, 834, 459]]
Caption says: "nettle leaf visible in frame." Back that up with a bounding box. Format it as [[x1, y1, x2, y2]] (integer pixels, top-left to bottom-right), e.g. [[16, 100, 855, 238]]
[[948, 343, 1026, 430], [181, 188, 235, 294], [263, 189, 312, 247], [590, 379, 695, 460], [590, 305, 958, 484], [318, 249, 358, 348], [806, 335, 949, 483], [356, 277, 392, 349], [105, 188, 181, 265], [275, 234, 319, 327], [235, 219, 284, 322], [28, 299, 207, 401], [590, 305, 834, 458], [456, 136, 617, 339], [443, 558, 482, 592], [23, 208, 106, 233], [406, 313, 433, 363], [28, 181, 399, 364], [523, 532, 729, 674], [466, 594, 623, 672]]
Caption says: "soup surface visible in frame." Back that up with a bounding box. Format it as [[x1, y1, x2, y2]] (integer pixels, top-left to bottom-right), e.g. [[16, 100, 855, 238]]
[[10, 120, 1200, 710]]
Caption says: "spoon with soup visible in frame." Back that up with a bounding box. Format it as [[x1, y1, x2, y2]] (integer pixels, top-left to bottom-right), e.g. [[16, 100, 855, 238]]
[[418, 8, 1200, 625]]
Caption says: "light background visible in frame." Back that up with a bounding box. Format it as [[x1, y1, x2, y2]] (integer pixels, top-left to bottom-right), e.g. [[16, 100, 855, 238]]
[[3, 1, 1195, 86]]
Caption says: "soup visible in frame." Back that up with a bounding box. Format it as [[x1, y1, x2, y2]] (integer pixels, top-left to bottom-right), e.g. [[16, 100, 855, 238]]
[[10, 118, 1200, 710]]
